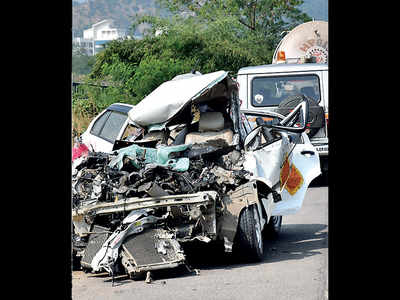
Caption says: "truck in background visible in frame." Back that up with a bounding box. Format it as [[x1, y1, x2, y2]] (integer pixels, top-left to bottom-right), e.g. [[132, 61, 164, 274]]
[[236, 21, 328, 173]]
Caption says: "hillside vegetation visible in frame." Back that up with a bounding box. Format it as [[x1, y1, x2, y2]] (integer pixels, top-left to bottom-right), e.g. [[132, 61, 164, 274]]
[[72, 0, 327, 37], [73, 0, 163, 37]]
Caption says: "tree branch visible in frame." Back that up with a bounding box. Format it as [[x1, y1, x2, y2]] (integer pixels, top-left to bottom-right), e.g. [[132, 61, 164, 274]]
[[238, 19, 255, 30]]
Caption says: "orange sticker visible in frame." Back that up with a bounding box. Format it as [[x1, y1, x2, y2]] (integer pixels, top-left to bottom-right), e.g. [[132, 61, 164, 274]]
[[247, 117, 274, 123], [280, 154, 304, 195], [280, 155, 290, 188]]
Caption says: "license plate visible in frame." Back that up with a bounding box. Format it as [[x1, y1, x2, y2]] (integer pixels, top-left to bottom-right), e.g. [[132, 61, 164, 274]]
[[316, 145, 328, 152]]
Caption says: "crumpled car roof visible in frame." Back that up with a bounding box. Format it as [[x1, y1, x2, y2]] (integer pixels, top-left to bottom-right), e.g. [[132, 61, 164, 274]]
[[128, 70, 229, 127]]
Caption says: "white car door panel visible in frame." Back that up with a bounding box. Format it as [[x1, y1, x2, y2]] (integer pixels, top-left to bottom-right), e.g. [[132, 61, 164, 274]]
[[271, 135, 321, 216], [242, 109, 321, 217], [244, 137, 290, 188]]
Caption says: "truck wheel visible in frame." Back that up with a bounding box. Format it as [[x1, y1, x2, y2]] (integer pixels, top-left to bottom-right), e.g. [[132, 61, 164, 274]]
[[233, 205, 264, 262], [264, 215, 282, 239], [277, 94, 325, 138]]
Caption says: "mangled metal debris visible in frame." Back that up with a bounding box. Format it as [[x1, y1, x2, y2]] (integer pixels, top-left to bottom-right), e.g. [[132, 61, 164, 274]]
[[72, 70, 321, 282], [72, 141, 246, 279]]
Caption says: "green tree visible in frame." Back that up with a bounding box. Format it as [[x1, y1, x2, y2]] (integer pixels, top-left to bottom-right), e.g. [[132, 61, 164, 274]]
[[89, 14, 267, 104], [72, 49, 96, 75], [158, 0, 311, 52]]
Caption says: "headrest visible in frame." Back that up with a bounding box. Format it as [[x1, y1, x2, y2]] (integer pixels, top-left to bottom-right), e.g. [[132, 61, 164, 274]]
[[198, 112, 224, 132]]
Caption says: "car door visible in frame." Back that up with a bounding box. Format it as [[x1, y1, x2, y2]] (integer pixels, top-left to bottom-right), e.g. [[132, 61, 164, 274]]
[[272, 132, 321, 216], [242, 110, 321, 216]]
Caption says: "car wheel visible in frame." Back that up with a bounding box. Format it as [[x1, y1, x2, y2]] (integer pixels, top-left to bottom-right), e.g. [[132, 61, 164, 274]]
[[130, 271, 146, 281], [233, 204, 264, 262], [264, 215, 282, 239]]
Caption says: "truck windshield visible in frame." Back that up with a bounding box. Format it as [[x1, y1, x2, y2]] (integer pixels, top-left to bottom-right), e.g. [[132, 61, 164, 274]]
[[251, 74, 321, 107]]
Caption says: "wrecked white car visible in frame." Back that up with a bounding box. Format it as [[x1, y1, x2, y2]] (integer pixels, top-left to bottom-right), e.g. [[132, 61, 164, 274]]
[[72, 70, 321, 281]]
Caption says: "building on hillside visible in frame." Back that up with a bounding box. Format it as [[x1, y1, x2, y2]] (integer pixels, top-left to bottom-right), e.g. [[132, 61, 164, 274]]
[[73, 19, 128, 56]]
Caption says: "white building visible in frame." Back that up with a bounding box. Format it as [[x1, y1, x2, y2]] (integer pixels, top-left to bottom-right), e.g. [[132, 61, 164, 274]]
[[74, 19, 128, 56]]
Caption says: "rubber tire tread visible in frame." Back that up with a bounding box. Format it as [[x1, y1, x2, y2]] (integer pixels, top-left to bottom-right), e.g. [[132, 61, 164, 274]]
[[264, 216, 282, 239], [233, 205, 263, 262]]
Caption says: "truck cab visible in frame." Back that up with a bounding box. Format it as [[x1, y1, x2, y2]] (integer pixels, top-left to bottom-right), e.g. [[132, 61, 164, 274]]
[[236, 21, 328, 172], [237, 63, 328, 172]]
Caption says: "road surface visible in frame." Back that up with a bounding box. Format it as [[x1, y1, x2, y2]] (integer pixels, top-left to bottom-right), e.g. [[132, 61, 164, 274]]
[[72, 175, 328, 300]]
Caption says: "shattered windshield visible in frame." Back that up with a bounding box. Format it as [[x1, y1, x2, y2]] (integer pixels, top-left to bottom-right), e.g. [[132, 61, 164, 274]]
[[251, 74, 321, 107]]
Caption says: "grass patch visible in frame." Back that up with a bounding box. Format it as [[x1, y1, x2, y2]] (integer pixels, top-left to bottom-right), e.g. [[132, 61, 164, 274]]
[[72, 109, 93, 138]]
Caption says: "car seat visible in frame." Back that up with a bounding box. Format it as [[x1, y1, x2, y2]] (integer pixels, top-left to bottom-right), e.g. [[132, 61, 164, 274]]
[[184, 111, 233, 145]]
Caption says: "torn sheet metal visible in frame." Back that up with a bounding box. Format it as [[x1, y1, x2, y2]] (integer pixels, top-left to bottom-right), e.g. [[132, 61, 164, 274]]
[[91, 216, 159, 272], [122, 209, 154, 224], [72, 191, 218, 221], [243, 137, 290, 188], [217, 181, 259, 246], [138, 182, 169, 197], [72, 141, 253, 276], [128, 71, 229, 127]]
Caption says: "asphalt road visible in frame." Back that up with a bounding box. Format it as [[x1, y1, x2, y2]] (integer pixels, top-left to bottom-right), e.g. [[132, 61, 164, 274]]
[[72, 175, 328, 300]]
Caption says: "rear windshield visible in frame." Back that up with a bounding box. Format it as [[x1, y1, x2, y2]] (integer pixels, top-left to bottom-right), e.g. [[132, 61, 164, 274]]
[[100, 111, 128, 143], [90, 110, 128, 143], [251, 74, 321, 107]]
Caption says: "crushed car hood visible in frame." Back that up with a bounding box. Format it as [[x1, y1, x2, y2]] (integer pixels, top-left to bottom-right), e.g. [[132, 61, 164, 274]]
[[128, 71, 230, 127]]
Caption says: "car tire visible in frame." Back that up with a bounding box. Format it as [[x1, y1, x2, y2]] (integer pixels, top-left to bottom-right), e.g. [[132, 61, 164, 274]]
[[233, 204, 264, 262], [72, 249, 82, 271], [276, 94, 325, 138], [130, 271, 146, 281], [264, 215, 282, 239]]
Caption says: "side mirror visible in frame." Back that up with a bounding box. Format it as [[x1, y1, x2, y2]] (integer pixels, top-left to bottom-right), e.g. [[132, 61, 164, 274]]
[[266, 100, 309, 133], [244, 126, 262, 151]]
